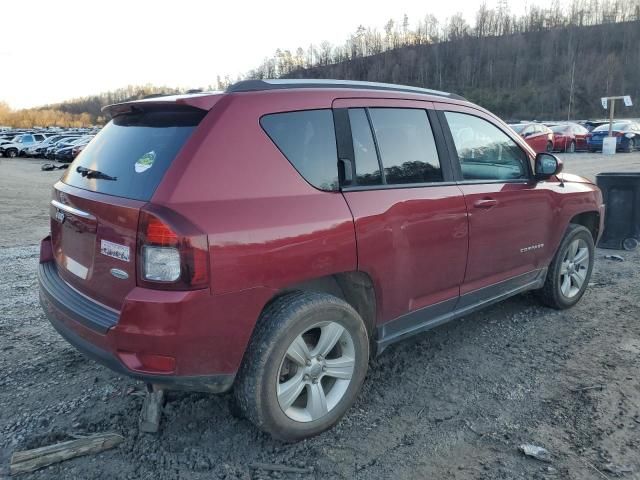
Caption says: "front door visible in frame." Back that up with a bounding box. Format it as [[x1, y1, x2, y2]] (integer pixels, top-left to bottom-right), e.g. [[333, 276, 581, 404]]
[[333, 98, 468, 329], [437, 106, 556, 299]]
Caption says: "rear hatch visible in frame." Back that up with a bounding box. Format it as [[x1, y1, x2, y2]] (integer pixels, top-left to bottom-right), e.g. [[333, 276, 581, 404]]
[[50, 104, 207, 310]]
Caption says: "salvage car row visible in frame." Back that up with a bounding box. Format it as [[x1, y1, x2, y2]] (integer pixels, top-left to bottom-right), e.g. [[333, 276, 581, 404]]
[[0, 129, 98, 161], [508, 120, 640, 153]]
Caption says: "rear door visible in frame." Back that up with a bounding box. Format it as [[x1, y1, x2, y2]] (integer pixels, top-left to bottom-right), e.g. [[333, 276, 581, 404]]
[[334, 98, 468, 327], [437, 105, 556, 297], [50, 105, 206, 310]]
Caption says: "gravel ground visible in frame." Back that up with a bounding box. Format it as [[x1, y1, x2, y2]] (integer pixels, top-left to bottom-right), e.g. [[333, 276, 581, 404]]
[[1, 153, 639, 479]]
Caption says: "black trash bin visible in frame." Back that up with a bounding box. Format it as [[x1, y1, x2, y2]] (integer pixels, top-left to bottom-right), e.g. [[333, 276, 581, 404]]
[[596, 172, 640, 250]]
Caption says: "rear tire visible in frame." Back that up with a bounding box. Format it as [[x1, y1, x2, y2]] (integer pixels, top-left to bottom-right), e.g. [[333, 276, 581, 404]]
[[538, 224, 594, 309], [234, 291, 369, 442], [626, 138, 636, 153], [6, 149, 17, 158]]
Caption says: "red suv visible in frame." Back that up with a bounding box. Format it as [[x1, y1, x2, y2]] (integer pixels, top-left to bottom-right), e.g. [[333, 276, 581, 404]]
[[39, 80, 604, 441]]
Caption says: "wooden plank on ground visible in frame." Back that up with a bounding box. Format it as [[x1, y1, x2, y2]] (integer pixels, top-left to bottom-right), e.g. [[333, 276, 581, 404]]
[[10, 432, 124, 475]]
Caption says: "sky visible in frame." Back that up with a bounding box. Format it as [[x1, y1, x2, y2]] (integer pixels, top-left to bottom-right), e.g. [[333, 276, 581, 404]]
[[1, 0, 557, 109]]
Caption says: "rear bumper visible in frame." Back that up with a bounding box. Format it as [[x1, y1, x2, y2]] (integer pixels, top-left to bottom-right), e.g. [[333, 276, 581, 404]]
[[38, 258, 235, 393]]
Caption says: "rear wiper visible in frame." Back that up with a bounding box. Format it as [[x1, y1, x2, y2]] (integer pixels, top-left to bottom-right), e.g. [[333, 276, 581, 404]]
[[76, 166, 117, 181]]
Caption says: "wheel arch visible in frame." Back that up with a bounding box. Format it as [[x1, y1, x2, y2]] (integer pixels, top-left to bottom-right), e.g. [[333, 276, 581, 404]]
[[261, 271, 378, 341], [569, 210, 600, 242]]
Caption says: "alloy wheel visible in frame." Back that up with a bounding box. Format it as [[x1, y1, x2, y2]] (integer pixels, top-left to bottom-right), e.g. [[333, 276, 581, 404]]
[[277, 321, 356, 423], [559, 238, 589, 298]]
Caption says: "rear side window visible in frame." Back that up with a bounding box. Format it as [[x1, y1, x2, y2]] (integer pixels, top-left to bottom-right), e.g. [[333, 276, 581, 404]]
[[63, 107, 205, 201], [368, 108, 442, 184], [348, 109, 382, 186], [261, 110, 338, 191]]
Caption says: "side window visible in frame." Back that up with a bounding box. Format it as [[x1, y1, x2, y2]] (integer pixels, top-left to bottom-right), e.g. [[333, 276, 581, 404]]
[[348, 109, 382, 185], [444, 111, 529, 181], [368, 108, 442, 184], [23, 135, 34, 143], [35, 134, 45, 141], [260, 109, 338, 191]]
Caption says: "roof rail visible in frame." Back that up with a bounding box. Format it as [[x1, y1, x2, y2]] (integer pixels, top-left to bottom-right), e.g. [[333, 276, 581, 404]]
[[226, 79, 465, 100]]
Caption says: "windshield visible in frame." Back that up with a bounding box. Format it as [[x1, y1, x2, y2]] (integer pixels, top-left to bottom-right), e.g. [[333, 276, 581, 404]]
[[594, 122, 631, 132], [62, 106, 206, 201]]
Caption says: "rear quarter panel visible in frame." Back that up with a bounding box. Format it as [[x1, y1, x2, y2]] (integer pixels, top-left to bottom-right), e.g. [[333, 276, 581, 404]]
[[153, 90, 358, 295]]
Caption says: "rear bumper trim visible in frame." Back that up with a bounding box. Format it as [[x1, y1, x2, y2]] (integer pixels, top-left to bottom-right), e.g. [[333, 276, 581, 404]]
[[38, 261, 117, 334], [44, 301, 234, 392]]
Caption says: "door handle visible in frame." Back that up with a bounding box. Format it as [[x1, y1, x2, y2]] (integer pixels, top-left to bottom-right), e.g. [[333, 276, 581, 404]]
[[473, 198, 498, 209]]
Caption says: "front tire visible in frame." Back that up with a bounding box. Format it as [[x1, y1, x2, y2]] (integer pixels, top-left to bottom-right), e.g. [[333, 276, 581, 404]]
[[234, 291, 369, 442], [6, 149, 18, 158], [538, 224, 594, 309]]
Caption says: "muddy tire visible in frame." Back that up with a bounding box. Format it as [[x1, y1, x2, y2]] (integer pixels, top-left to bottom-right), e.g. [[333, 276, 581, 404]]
[[538, 224, 594, 309], [6, 149, 18, 158], [234, 291, 369, 442]]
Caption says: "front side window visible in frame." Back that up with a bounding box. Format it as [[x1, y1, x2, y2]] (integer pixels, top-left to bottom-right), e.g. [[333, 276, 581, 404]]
[[445, 111, 528, 181], [368, 108, 442, 184], [261, 109, 338, 191]]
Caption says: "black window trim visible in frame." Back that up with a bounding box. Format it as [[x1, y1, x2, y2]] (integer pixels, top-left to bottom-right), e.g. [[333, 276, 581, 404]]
[[436, 109, 534, 185], [337, 106, 455, 192], [259, 108, 341, 193]]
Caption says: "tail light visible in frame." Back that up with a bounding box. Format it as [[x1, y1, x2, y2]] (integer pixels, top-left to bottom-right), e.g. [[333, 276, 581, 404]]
[[137, 205, 209, 290]]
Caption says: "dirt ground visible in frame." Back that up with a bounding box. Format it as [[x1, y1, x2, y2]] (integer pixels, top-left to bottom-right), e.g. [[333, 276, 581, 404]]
[[1, 152, 639, 479]]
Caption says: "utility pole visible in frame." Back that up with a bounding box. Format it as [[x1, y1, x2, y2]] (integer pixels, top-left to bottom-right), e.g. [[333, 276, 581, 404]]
[[600, 95, 633, 136], [567, 59, 575, 121]]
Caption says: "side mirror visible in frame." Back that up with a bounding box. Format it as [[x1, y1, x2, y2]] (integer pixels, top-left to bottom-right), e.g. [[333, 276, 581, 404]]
[[535, 153, 563, 179]]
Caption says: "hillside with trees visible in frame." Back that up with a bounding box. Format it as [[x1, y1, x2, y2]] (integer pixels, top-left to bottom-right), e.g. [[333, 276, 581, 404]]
[[0, 85, 184, 128], [2, 0, 639, 127], [248, 0, 640, 120]]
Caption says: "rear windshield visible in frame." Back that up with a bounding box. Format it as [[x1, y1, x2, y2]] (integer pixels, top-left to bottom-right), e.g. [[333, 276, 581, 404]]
[[62, 106, 205, 201]]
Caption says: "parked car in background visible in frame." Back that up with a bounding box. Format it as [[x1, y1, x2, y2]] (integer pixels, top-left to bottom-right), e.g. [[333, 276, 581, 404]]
[[55, 136, 94, 162], [0, 133, 46, 157], [587, 121, 640, 152], [45, 136, 81, 159], [547, 123, 589, 152], [509, 123, 554, 153], [581, 120, 609, 132], [39, 80, 604, 441], [22, 135, 68, 157]]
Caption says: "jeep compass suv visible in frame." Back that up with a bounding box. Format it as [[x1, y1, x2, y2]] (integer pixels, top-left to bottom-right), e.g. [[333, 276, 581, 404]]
[[39, 79, 604, 441]]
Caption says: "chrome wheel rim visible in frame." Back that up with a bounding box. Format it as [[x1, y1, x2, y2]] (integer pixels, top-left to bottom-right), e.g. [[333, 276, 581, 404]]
[[277, 321, 355, 423], [559, 238, 589, 298]]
